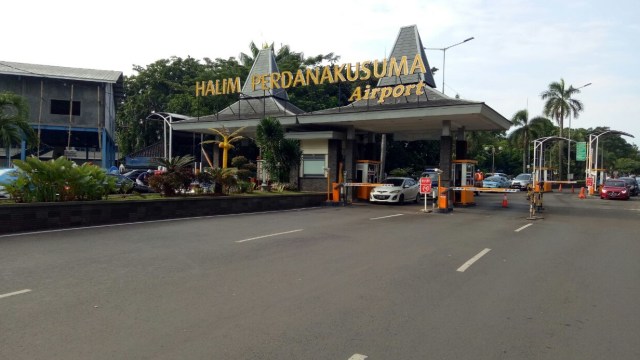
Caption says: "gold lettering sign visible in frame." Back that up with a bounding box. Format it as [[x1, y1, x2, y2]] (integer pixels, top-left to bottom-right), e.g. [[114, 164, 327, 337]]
[[196, 54, 429, 99]]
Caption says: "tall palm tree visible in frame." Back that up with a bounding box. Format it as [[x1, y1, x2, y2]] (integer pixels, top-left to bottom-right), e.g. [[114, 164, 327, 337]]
[[201, 127, 246, 168], [540, 79, 584, 180], [0, 92, 35, 166], [508, 109, 551, 173]]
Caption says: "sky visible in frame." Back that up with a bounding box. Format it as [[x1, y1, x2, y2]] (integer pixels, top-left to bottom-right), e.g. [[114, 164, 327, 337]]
[[3, 0, 640, 146]]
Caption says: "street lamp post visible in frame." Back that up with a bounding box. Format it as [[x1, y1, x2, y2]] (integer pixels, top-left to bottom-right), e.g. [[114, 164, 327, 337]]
[[484, 145, 503, 174], [566, 82, 592, 180], [425, 37, 474, 94]]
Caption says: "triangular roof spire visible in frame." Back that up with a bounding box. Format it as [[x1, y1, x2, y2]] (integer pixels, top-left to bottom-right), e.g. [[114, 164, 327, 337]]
[[241, 48, 288, 100], [377, 25, 437, 89]]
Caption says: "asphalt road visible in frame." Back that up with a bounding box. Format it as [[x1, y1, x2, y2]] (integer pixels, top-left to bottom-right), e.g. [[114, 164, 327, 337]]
[[1, 191, 639, 359]]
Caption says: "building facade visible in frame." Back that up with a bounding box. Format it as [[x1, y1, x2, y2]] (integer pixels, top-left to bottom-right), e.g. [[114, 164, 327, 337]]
[[0, 61, 123, 168]]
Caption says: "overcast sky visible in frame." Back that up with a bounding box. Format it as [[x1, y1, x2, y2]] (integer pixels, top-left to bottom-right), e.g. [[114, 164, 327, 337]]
[[4, 0, 639, 146]]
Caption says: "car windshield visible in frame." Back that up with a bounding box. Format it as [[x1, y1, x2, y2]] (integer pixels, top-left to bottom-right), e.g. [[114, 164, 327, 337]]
[[485, 176, 502, 181], [0, 170, 18, 184], [383, 178, 405, 186], [605, 180, 625, 187], [515, 174, 530, 180]]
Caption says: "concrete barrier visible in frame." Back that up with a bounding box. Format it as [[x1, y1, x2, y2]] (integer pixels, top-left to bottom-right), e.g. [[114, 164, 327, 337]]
[[0, 193, 326, 235]]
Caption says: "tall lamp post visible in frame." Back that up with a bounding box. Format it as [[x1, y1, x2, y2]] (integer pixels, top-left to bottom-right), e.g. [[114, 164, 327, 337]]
[[484, 145, 503, 174], [425, 37, 474, 94], [566, 82, 592, 179]]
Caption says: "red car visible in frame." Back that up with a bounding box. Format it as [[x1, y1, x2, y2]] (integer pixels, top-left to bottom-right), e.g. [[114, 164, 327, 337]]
[[600, 179, 630, 200]]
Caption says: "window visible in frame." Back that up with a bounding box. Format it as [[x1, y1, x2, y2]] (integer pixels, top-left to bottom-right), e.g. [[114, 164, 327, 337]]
[[302, 154, 326, 177], [50, 100, 81, 116]]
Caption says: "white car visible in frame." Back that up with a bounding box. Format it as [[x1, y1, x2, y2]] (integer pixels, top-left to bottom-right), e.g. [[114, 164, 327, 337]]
[[369, 177, 419, 204]]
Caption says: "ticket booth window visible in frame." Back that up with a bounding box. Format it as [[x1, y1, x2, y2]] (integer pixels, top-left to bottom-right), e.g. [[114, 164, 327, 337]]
[[302, 154, 326, 177]]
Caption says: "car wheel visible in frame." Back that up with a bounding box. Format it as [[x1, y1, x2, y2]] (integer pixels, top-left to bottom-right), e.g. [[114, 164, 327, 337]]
[[414, 193, 420, 203], [398, 194, 405, 204]]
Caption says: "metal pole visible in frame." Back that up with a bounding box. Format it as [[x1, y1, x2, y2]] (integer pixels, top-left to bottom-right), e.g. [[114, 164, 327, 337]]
[[567, 114, 571, 180], [442, 49, 446, 94], [168, 115, 173, 161], [163, 120, 167, 160]]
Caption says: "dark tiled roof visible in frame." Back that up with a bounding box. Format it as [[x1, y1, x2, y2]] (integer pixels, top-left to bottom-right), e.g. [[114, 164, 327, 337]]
[[126, 141, 164, 158]]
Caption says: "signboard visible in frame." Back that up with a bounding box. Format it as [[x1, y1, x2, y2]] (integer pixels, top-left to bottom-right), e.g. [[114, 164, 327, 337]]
[[586, 177, 594, 187], [420, 177, 432, 194], [576, 142, 587, 161]]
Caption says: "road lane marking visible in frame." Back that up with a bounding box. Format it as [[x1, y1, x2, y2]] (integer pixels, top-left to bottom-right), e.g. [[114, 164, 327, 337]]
[[0, 207, 322, 238], [370, 214, 404, 220], [348, 354, 368, 360], [515, 223, 533, 232], [236, 229, 304, 243], [0, 289, 31, 299], [457, 248, 492, 272]]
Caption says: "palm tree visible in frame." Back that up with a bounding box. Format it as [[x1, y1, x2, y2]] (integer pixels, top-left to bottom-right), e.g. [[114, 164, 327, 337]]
[[540, 79, 584, 180], [0, 92, 35, 166], [201, 127, 246, 168], [508, 109, 551, 173]]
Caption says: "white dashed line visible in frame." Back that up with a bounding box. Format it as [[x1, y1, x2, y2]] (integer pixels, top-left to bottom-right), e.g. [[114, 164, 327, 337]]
[[370, 214, 404, 220], [348, 354, 368, 360], [236, 229, 304, 243], [457, 248, 492, 272], [0, 289, 31, 299], [515, 223, 533, 232]]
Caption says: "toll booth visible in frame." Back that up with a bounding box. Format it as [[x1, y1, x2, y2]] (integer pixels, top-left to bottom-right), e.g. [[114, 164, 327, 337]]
[[451, 160, 476, 206], [534, 167, 556, 192], [355, 160, 380, 200], [588, 169, 609, 195]]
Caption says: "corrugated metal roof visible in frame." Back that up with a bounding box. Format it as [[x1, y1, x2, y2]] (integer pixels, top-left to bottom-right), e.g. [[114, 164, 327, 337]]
[[0, 61, 122, 83]]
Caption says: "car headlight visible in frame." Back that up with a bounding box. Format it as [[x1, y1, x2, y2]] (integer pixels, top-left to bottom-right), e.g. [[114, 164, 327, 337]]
[[622, 189, 627, 193], [602, 189, 607, 193]]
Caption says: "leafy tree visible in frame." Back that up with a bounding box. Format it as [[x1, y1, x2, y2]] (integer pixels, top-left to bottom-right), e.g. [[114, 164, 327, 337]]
[[0, 92, 35, 166], [508, 109, 552, 173], [612, 158, 640, 175], [255, 117, 301, 183], [540, 79, 585, 179]]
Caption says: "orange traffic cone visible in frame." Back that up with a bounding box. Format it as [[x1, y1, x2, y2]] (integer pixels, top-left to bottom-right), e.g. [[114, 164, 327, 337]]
[[579, 187, 586, 199], [558, 183, 562, 192], [502, 193, 508, 208]]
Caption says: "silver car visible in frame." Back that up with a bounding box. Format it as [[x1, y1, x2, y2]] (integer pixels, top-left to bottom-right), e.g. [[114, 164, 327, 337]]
[[369, 177, 420, 204]]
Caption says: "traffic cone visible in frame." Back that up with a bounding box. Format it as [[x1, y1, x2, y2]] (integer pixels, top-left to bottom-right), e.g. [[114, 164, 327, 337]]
[[579, 187, 586, 199], [502, 193, 508, 208], [558, 183, 562, 192]]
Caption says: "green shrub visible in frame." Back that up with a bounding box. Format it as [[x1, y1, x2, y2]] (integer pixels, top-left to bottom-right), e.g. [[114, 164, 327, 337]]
[[7, 157, 115, 202]]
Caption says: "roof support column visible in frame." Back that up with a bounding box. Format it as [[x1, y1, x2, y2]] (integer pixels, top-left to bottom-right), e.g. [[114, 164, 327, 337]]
[[456, 126, 467, 160], [343, 127, 356, 201], [439, 120, 453, 211]]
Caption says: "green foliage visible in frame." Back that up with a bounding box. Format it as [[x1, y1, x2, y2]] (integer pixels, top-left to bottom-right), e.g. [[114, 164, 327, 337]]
[[6, 157, 114, 202], [389, 168, 411, 177], [613, 158, 640, 175], [0, 92, 36, 160], [255, 117, 301, 183], [205, 167, 237, 194], [149, 155, 195, 196]]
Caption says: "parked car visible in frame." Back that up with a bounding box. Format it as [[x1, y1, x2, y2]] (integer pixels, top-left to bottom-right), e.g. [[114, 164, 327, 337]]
[[106, 174, 149, 194], [482, 175, 510, 188], [0, 169, 19, 198], [600, 179, 629, 200], [618, 177, 638, 196], [123, 169, 151, 181], [370, 177, 419, 204], [511, 173, 533, 190]]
